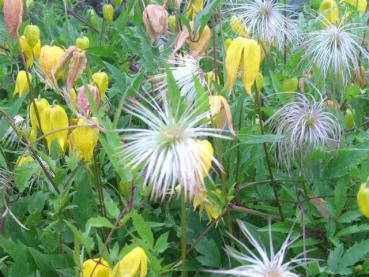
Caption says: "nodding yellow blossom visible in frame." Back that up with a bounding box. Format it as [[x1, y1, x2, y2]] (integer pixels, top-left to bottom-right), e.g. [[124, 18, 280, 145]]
[[185, 0, 203, 19], [357, 182, 369, 218], [30, 98, 50, 132], [69, 117, 99, 163], [319, 0, 339, 26], [16, 154, 34, 167], [193, 189, 222, 223], [44, 104, 69, 152], [196, 140, 214, 177], [110, 247, 148, 277], [19, 35, 40, 67], [23, 24, 40, 48], [282, 77, 299, 92], [82, 257, 110, 277], [341, 0, 367, 12], [14, 70, 31, 96], [39, 45, 64, 80], [230, 15, 248, 37], [225, 37, 261, 97], [75, 35, 90, 50], [92, 72, 109, 99], [103, 4, 114, 23]]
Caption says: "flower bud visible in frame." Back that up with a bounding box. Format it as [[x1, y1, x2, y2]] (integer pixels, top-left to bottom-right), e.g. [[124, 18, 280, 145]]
[[345, 108, 355, 129], [143, 4, 168, 42], [14, 70, 31, 97], [77, 84, 100, 115], [3, 0, 23, 38], [110, 247, 148, 277], [282, 77, 298, 92], [39, 45, 64, 80], [69, 117, 99, 163], [357, 182, 369, 218], [209, 95, 236, 136], [23, 24, 40, 48], [230, 15, 247, 37], [86, 8, 99, 27], [196, 140, 214, 177], [102, 4, 114, 23], [44, 104, 69, 152], [255, 72, 264, 91], [168, 15, 176, 30], [75, 35, 90, 50], [92, 72, 109, 99], [19, 35, 34, 67], [82, 257, 110, 277], [30, 98, 50, 132]]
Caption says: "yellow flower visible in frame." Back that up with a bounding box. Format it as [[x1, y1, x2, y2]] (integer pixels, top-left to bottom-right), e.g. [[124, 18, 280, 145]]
[[19, 35, 40, 67], [39, 45, 64, 80], [341, 0, 367, 12], [14, 70, 30, 96], [82, 257, 110, 277], [44, 104, 69, 152], [196, 140, 214, 177], [16, 154, 34, 167], [225, 37, 261, 97], [319, 0, 339, 26], [230, 15, 248, 37], [69, 117, 99, 163], [185, 0, 203, 19], [92, 72, 109, 99], [357, 182, 369, 218], [29, 98, 50, 132], [103, 4, 114, 23], [23, 24, 40, 48], [75, 35, 90, 50], [109, 247, 148, 277]]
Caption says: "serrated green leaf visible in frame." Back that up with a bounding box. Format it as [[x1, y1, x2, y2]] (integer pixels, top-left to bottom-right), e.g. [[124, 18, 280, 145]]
[[132, 212, 154, 248]]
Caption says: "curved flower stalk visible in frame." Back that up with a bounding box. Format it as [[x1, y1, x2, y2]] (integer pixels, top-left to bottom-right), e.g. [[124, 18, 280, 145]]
[[301, 21, 369, 83], [117, 93, 228, 200], [223, 0, 299, 50], [151, 54, 206, 103], [267, 93, 341, 169], [210, 220, 309, 277]]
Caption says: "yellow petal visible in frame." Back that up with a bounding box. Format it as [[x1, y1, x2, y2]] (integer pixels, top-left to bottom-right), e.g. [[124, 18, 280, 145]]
[[16, 154, 34, 167], [230, 15, 247, 37], [341, 0, 367, 12], [92, 72, 109, 99], [241, 39, 261, 97], [14, 70, 30, 96], [82, 257, 110, 277], [319, 0, 339, 26], [196, 140, 214, 177], [19, 35, 34, 67], [225, 37, 246, 92], [109, 247, 148, 277], [30, 98, 50, 131], [47, 104, 69, 151], [209, 96, 235, 136], [357, 183, 369, 218], [39, 45, 64, 80]]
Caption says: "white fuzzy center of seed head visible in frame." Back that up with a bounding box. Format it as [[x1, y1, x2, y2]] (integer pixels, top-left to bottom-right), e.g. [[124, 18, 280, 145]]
[[161, 124, 185, 145], [264, 267, 283, 277]]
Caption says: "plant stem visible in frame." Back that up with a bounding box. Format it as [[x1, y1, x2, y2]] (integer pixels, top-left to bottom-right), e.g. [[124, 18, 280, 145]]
[[254, 86, 285, 221], [180, 187, 188, 277], [93, 154, 106, 218]]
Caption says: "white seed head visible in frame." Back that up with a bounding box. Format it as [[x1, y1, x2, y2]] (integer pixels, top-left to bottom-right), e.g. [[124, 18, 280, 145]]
[[210, 220, 309, 277], [117, 93, 228, 200], [267, 93, 341, 169], [224, 0, 299, 50], [301, 21, 368, 83]]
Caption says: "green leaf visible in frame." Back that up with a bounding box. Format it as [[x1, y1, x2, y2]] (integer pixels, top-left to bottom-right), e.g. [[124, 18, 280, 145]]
[[154, 232, 169, 254], [14, 162, 39, 193], [64, 220, 94, 253], [336, 224, 369, 237], [195, 238, 220, 267], [238, 131, 282, 145], [86, 216, 113, 229], [132, 212, 154, 248]]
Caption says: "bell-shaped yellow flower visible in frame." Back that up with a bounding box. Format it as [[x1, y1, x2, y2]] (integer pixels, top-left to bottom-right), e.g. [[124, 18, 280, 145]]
[[69, 117, 99, 163], [196, 140, 214, 177], [23, 24, 40, 48], [357, 182, 369, 218], [39, 45, 64, 80], [92, 72, 109, 99], [44, 104, 69, 152], [319, 0, 339, 26], [19, 35, 40, 67], [83, 257, 110, 277], [225, 37, 261, 97], [14, 70, 30, 96], [341, 0, 367, 12], [230, 15, 247, 37], [30, 98, 50, 132], [109, 247, 148, 277], [103, 4, 114, 23]]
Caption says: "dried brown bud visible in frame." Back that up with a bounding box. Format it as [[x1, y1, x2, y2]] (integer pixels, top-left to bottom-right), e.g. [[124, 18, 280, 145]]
[[142, 4, 168, 42], [209, 95, 236, 137], [3, 0, 23, 38]]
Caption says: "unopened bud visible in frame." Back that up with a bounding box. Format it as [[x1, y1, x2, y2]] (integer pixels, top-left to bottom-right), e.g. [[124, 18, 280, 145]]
[[77, 84, 100, 115], [23, 24, 40, 48], [3, 0, 23, 38], [143, 4, 168, 42], [103, 4, 114, 23], [75, 35, 90, 50]]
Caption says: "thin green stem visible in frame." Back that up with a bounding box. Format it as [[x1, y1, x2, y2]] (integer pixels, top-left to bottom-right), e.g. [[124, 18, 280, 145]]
[[180, 187, 188, 277], [254, 86, 285, 221]]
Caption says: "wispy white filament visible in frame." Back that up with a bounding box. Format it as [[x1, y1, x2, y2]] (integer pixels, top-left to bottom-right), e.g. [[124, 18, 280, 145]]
[[117, 93, 228, 200], [224, 0, 299, 50]]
